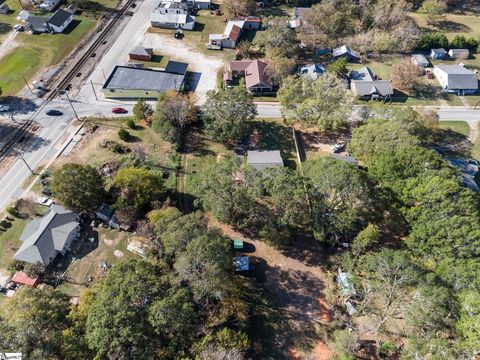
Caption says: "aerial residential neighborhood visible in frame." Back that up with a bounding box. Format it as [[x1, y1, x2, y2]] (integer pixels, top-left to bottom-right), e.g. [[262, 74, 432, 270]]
[[0, 0, 479, 359]]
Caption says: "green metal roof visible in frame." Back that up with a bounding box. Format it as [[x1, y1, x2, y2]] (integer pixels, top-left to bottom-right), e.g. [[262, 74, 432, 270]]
[[233, 238, 244, 249]]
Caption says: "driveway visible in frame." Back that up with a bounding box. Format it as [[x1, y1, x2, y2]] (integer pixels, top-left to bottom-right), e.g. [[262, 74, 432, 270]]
[[0, 30, 18, 61], [141, 32, 223, 103]]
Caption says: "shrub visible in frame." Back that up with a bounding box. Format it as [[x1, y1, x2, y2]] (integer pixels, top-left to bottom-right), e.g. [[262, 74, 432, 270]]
[[416, 32, 448, 50], [126, 119, 136, 129], [378, 341, 397, 358], [6, 204, 18, 217], [118, 128, 130, 141]]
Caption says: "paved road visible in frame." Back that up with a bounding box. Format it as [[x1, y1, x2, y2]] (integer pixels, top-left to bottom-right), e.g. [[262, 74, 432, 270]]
[[255, 102, 480, 121]]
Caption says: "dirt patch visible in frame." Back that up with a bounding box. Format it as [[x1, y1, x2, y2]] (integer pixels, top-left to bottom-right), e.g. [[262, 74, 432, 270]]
[[103, 239, 114, 246], [209, 218, 332, 359], [113, 250, 124, 258], [313, 341, 333, 360]]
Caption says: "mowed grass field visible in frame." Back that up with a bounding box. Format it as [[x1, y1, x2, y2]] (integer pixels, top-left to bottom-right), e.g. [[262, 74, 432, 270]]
[[0, 17, 94, 95], [409, 12, 480, 41]]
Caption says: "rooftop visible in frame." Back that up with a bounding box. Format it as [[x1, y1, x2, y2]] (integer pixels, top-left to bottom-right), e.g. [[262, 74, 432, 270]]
[[247, 150, 283, 170], [435, 64, 477, 75], [48, 8, 72, 27], [349, 66, 375, 81], [103, 63, 187, 92]]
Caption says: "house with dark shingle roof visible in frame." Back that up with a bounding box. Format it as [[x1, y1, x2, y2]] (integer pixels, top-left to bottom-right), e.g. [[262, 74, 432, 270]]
[[433, 65, 478, 95], [349, 66, 393, 100], [14, 204, 80, 266], [26, 8, 73, 33]]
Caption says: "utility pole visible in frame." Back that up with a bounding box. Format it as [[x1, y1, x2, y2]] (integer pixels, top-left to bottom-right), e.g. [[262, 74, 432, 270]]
[[14, 149, 34, 175], [59, 89, 80, 121], [21, 76, 34, 95], [90, 80, 98, 100]]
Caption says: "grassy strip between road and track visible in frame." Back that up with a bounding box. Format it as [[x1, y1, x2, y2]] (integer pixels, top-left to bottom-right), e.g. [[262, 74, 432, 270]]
[[439, 121, 471, 137]]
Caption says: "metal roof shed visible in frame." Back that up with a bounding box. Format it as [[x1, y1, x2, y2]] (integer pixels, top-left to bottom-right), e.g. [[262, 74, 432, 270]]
[[234, 256, 249, 271]]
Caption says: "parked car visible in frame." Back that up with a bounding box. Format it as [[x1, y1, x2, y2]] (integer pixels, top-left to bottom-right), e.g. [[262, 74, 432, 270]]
[[112, 107, 128, 114], [46, 109, 63, 116], [331, 143, 346, 153], [13, 24, 24, 32], [0, 105, 10, 112], [36, 197, 53, 206], [42, 188, 53, 196]]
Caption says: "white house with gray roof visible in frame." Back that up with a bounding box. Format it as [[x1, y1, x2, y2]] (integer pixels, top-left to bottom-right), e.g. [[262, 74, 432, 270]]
[[433, 65, 478, 95], [14, 205, 79, 266]]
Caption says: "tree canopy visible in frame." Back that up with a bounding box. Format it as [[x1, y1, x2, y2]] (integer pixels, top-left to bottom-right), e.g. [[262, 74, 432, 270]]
[[278, 74, 353, 131], [51, 163, 105, 211], [203, 87, 257, 144]]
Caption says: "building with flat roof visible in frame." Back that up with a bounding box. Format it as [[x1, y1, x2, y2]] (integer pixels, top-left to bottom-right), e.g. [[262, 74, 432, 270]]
[[102, 61, 188, 99]]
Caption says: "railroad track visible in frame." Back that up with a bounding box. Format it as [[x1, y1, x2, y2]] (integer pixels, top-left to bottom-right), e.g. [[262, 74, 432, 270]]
[[0, 0, 136, 161]]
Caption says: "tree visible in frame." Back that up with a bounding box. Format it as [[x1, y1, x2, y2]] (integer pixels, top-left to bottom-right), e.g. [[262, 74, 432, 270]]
[[148, 207, 182, 238], [159, 211, 208, 260], [402, 174, 480, 261], [391, 59, 420, 95], [260, 18, 298, 59], [257, 167, 309, 245], [300, 0, 357, 48], [221, 0, 255, 19], [357, 249, 420, 334], [86, 260, 167, 359], [51, 163, 105, 211], [351, 224, 380, 258], [0, 287, 71, 359], [148, 287, 197, 340], [328, 58, 348, 78], [265, 57, 297, 86], [303, 157, 381, 244], [194, 159, 258, 227], [174, 228, 233, 303], [450, 35, 478, 52], [278, 74, 353, 131], [456, 291, 480, 351], [203, 87, 257, 144], [418, 0, 448, 25], [118, 128, 130, 141], [236, 41, 251, 59], [416, 32, 449, 50], [153, 92, 197, 145], [133, 99, 154, 125], [113, 167, 164, 212]]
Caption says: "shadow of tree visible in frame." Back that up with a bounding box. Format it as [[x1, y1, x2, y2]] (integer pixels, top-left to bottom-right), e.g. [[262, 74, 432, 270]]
[[1, 96, 39, 114], [434, 20, 471, 33], [0, 23, 12, 34], [248, 264, 329, 359]]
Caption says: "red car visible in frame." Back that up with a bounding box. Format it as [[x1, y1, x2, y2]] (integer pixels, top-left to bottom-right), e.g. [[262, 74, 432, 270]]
[[112, 107, 128, 114]]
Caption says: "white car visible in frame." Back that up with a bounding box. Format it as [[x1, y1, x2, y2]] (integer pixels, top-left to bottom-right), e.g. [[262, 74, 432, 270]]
[[331, 143, 346, 153], [36, 197, 53, 206], [13, 24, 24, 32]]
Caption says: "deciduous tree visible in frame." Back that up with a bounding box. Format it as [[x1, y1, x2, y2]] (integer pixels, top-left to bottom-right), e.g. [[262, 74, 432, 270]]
[[51, 163, 105, 211], [203, 88, 257, 144], [278, 74, 353, 131]]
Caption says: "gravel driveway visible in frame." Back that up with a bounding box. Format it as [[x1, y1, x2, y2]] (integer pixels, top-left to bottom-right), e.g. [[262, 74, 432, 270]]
[[141, 33, 223, 104]]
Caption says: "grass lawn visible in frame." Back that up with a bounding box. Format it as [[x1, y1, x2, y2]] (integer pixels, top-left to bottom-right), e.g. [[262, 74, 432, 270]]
[[466, 95, 480, 107], [0, 0, 22, 41], [0, 217, 28, 272], [143, 54, 171, 69], [147, 10, 236, 59], [439, 121, 470, 136], [57, 227, 136, 297], [409, 12, 480, 41], [0, 16, 95, 95]]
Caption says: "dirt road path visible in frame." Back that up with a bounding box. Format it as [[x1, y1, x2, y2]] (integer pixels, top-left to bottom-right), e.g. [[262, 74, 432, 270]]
[[0, 31, 18, 61], [211, 220, 333, 359]]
